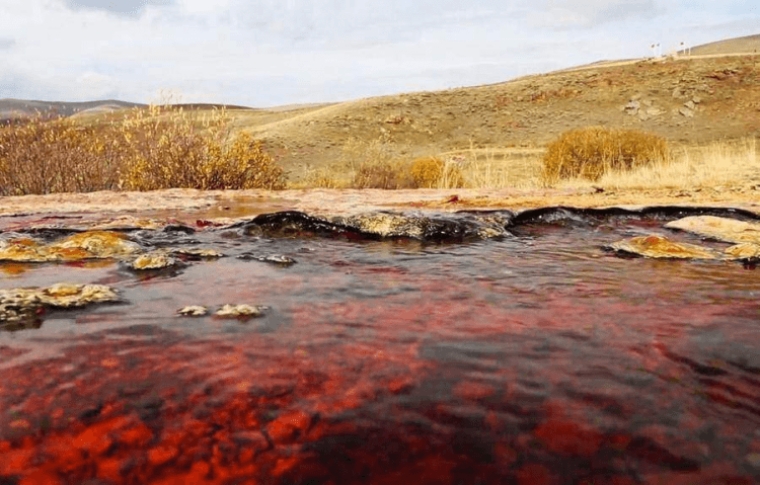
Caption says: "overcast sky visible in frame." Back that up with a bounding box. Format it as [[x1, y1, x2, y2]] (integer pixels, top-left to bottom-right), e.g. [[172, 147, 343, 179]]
[[0, 1, 758, 107]]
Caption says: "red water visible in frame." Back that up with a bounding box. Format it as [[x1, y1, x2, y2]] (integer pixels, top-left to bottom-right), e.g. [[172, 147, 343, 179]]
[[1, 213, 759, 484]]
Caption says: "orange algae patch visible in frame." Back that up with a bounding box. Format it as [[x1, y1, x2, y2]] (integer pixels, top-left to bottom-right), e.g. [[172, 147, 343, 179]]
[[609, 235, 720, 260], [0, 231, 141, 263], [0, 262, 31, 275], [0, 238, 46, 262], [48, 231, 141, 259]]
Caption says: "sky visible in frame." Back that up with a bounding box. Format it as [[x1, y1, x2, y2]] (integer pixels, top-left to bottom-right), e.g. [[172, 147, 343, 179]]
[[0, 0, 758, 107]]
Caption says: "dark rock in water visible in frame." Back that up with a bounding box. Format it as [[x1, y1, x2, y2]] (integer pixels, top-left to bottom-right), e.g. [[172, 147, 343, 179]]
[[237, 210, 509, 242], [15, 226, 84, 241], [239, 211, 355, 238], [331, 211, 510, 240], [163, 224, 196, 235], [237, 253, 296, 266], [171, 248, 224, 260]]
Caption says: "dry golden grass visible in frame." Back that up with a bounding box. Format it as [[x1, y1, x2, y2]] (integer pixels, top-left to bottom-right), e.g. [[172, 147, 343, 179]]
[[418, 137, 758, 193], [541, 127, 671, 184], [0, 105, 285, 195], [570, 137, 759, 191], [437, 145, 544, 189], [409, 157, 464, 189]]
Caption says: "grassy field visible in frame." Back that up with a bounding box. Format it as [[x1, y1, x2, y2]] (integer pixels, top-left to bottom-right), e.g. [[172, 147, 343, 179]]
[[1, 47, 759, 199]]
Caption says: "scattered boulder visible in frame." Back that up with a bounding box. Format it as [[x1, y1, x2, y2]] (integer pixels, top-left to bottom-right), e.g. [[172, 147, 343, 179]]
[[1, 284, 118, 331], [646, 107, 663, 117], [216, 304, 266, 319], [177, 305, 208, 317], [0, 288, 43, 330], [664, 216, 760, 244], [624, 100, 641, 115], [607, 235, 721, 260], [126, 251, 185, 271], [679, 106, 694, 118], [237, 253, 296, 266], [37, 283, 118, 308]]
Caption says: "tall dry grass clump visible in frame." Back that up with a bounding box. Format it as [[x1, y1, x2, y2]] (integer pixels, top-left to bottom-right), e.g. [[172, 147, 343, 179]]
[[409, 157, 464, 189], [0, 105, 285, 196], [343, 134, 411, 189], [541, 127, 670, 185]]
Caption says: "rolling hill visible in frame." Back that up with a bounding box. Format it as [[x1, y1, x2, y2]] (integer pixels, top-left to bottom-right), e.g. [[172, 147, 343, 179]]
[[3, 34, 759, 183]]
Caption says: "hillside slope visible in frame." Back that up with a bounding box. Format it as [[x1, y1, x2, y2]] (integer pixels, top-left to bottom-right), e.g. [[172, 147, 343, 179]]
[[688, 34, 760, 56], [0, 99, 145, 122], [228, 55, 760, 181]]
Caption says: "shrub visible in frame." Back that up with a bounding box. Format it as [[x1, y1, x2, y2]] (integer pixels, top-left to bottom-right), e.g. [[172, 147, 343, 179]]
[[541, 127, 670, 184], [409, 156, 464, 189], [351, 160, 410, 189], [0, 105, 286, 196], [0, 119, 123, 195]]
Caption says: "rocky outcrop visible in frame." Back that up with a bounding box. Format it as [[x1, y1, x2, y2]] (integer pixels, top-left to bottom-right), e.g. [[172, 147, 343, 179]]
[[665, 216, 760, 244], [177, 305, 208, 317], [237, 253, 296, 266], [332, 211, 509, 240], [176, 304, 268, 318], [216, 304, 266, 318], [238, 210, 510, 241], [1, 284, 118, 331], [126, 251, 185, 271]]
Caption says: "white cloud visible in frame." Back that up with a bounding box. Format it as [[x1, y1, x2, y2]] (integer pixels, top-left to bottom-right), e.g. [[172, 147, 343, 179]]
[[0, 0, 757, 106], [64, 0, 173, 16], [530, 0, 659, 28]]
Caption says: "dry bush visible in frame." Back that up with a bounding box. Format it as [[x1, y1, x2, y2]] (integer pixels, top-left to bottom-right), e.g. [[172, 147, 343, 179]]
[[0, 105, 285, 196], [119, 105, 285, 191], [342, 133, 412, 189], [542, 127, 670, 184], [0, 118, 123, 195], [352, 160, 411, 189], [409, 156, 464, 189]]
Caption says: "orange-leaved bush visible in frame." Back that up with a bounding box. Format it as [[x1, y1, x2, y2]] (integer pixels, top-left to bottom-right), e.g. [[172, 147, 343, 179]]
[[542, 127, 670, 184]]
